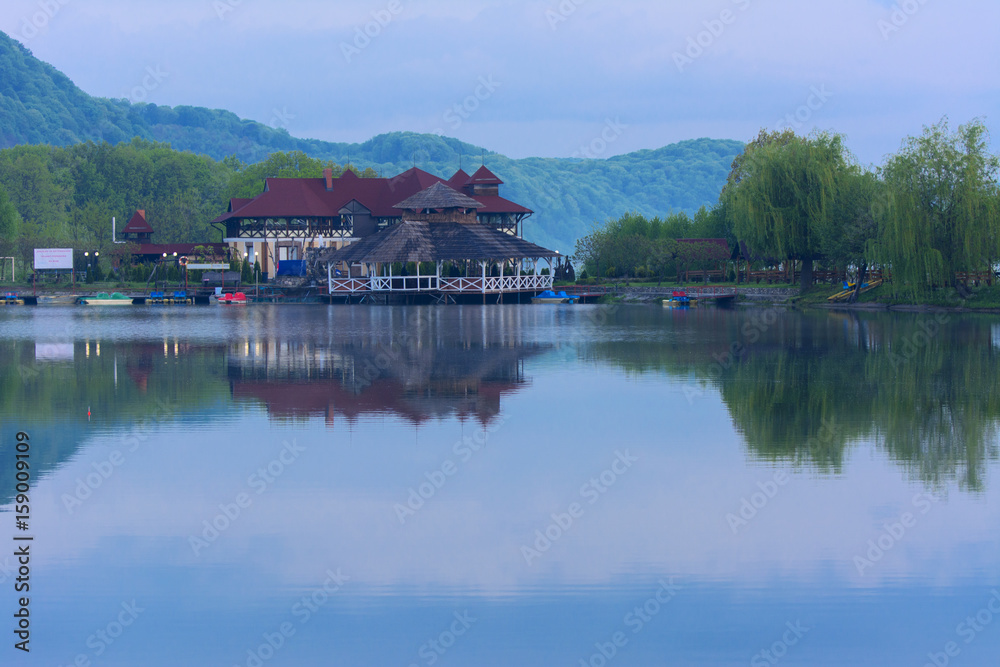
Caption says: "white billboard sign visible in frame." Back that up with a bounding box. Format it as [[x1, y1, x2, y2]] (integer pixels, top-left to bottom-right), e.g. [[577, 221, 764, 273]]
[[34, 248, 74, 270], [187, 263, 230, 270]]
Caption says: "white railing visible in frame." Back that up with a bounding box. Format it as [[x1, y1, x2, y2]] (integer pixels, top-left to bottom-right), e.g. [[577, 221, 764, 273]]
[[440, 275, 553, 293], [370, 276, 439, 292], [328, 274, 553, 294], [329, 278, 370, 293]]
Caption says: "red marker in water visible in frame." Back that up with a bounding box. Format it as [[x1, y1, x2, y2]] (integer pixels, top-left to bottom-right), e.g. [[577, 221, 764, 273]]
[[88, 406, 91, 421]]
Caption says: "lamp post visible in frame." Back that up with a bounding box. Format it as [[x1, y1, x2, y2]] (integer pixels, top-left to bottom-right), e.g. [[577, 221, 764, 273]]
[[84, 251, 99, 283]]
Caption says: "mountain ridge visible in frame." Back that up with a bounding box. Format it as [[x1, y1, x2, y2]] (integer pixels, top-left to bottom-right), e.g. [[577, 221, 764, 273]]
[[0, 30, 744, 251]]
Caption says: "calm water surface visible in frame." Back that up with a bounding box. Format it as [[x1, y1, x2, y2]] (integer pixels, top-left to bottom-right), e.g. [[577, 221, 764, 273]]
[[1, 305, 998, 666]]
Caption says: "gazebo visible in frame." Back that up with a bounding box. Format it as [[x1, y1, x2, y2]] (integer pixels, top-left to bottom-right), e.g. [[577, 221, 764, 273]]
[[319, 182, 559, 302]]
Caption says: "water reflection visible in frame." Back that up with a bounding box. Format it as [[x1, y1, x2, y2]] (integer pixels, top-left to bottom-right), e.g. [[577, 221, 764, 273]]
[[3, 307, 998, 498], [226, 318, 545, 426], [587, 308, 1000, 490], [1, 305, 999, 666]]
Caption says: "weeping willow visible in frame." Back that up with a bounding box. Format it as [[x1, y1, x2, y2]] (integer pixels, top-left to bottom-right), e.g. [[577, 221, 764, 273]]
[[726, 131, 850, 288], [872, 118, 1000, 298]]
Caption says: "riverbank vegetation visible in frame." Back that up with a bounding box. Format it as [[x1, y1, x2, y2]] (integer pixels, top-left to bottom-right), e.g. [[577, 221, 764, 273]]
[[0, 141, 374, 280], [575, 117, 1000, 302]]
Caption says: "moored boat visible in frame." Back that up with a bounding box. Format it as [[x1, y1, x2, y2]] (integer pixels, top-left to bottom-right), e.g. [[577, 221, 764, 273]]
[[531, 290, 579, 304], [217, 292, 248, 305], [663, 291, 697, 308], [81, 292, 134, 306], [37, 294, 82, 305], [2, 292, 23, 306]]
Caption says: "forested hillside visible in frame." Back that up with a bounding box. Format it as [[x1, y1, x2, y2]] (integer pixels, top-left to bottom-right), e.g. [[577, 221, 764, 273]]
[[0, 30, 742, 253]]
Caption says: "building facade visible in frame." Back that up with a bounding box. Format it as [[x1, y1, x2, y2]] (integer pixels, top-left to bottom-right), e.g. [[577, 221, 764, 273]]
[[210, 166, 533, 277]]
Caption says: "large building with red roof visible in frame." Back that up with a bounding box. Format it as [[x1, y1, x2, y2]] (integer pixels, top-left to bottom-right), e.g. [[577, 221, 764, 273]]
[[210, 165, 533, 277]]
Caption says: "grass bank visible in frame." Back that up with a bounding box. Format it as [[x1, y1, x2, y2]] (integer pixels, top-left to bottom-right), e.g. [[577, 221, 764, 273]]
[[792, 283, 1000, 311]]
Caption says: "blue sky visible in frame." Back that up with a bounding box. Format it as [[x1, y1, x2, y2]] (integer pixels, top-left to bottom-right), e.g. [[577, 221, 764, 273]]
[[2, 0, 997, 165]]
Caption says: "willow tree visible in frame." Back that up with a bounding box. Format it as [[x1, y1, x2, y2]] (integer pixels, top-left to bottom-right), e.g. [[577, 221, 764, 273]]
[[724, 130, 850, 289], [872, 118, 1000, 297], [0, 185, 20, 243]]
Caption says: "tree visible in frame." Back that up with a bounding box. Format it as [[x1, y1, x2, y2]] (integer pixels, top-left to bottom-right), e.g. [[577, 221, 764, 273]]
[[872, 117, 1000, 296], [0, 185, 21, 242], [813, 167, 880, 297], [647, 238, 679, 285], [725, 130, 851, 289]]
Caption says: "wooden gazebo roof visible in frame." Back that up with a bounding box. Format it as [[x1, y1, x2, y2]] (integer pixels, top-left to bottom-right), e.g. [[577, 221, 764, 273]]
[[321, 221, 559, 264], [393, 182, 483, 211]]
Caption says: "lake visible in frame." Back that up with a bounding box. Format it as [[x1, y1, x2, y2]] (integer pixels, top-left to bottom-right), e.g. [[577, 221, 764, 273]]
[[1, 304, 998, 666]]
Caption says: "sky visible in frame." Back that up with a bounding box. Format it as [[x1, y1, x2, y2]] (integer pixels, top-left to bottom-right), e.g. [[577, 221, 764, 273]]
[[1, 0, 997, 165]]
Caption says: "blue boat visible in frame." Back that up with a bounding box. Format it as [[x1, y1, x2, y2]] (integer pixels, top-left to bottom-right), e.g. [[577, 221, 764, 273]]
[[531, 290, 580, 304], [663, 290, 698, 308]]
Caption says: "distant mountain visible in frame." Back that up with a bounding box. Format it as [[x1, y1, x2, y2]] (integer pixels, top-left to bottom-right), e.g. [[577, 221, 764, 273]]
[[0, 30, 743, 252]]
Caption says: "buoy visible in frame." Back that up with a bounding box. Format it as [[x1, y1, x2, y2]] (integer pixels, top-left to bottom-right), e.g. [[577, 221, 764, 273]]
[[88, 406, 91, 421]]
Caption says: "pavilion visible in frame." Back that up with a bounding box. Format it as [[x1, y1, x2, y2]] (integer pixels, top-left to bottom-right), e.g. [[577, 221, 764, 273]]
[[317, 182, 560, 302], [209, 165, 534, 279]]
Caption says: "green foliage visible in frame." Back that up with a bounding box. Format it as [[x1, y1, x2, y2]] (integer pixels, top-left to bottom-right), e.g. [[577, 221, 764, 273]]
[[574, 210, 731, 281], [0, 183, 21, 242], [725, 130, 852, 287], [0, 139, 232, 261], [871, 118, 1000, 297]]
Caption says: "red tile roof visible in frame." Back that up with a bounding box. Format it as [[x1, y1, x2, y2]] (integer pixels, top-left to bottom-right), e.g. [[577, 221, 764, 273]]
[[470, 194, 532, 215], [211, 167, 532, 225], [123, 210, 154, 234], [468, 165, 503, 185], [447, 169, 471, 189]]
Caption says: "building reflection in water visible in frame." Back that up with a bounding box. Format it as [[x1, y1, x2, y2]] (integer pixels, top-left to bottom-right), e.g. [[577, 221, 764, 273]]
[[226, 308, 550, 427]]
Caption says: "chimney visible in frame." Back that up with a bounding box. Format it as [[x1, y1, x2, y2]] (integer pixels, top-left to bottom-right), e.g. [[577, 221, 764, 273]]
[[324, 169, 333, 191]]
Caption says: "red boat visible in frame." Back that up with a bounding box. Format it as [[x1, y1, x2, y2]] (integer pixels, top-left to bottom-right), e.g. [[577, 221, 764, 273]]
[[217, 292, 248, 305]]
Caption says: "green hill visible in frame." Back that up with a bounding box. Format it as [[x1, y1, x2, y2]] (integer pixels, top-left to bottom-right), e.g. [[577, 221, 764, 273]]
[[0, 30, 743, 252]]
